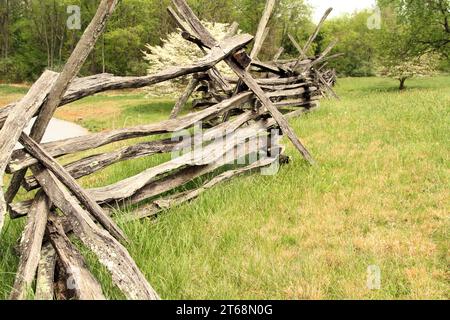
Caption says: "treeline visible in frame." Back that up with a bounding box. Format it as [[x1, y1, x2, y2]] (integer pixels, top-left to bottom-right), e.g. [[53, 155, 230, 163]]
[[0, 0, 313, 82], [0, 0, 448, 82]]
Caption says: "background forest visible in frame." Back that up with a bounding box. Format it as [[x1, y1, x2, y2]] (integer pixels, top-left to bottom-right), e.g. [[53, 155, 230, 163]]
[[0, 0, 448, 83]]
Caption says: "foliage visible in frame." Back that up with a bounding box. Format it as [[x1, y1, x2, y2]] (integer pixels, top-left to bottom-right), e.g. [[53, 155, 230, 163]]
[[377, 0, 450, 58], [319, 11, 378, 77], [378, 54, 438, 90], [0, 0, 448, 83], [144, 22, 236, 77], [374, 5, 440, 90], [0, 0, 313, 82], [230, 0, 313, 58], [143, 21, 237, 96], [0, 0, 175, 81]]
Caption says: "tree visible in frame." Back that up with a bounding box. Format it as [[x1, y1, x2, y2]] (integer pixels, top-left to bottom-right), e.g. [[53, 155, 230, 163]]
[[379, 54, 437, 90], [230, 0, 312, 58], [0, 0, 10, 59], [319, 11, 378, 77], [273, 0, 313, 57], [375, 4, 439, 90], [377, 0, 450, 58]]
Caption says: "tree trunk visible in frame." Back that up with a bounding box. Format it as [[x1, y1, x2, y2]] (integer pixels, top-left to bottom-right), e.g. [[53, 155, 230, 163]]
[[399, 77, 407, 90], [1, 0, 10, 59]]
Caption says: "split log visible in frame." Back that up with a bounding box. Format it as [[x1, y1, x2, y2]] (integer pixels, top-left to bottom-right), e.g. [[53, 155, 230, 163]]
[[268, 33, 336, 103], [233, 0, 275, 91], [19, 133, 127, 242], [169, 78, 199, 119], [9, 201, 33, 219], [8, 91, 253, 173], [259, 82, 308, 91], [226, 75, 306, 86], [266, 86, 318, 99], [250, 0, 275, 59], [253, 75, 308, 85], [273, 47, 284, 61], [0, 70, 58, 233], [274, 96, 320, 108], [31, 168, 160, 300], [23, 138, 178, 191], [192, 99, 217, 109], [9, 192, 50, 300], [315, 69, 339, 99], [288, 33, 307, 58], [34, 243, 57, 300], [250, 60, 285, 75], [47, 216, 105, 300], [318, 62, 329, 72], [279, 59, 312, 70], [124, 124, 269, 207], [293, 8, 333, 68]]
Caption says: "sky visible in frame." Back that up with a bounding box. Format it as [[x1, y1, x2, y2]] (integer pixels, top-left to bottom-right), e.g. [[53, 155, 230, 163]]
[[307, 0, 377, 23]]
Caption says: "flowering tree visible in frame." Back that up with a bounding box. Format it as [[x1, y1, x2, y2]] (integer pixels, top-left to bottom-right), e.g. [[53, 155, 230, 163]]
[[379, 55, 437, 90], [375, 7, 438, 90], [143, 21, 238, 96]]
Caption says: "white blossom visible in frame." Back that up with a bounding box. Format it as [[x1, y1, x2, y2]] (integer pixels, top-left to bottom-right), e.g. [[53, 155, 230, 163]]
[[143, 21, 239, 97]]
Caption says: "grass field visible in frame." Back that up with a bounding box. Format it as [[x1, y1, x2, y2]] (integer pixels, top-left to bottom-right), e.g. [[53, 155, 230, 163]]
[[0, 76, 449, 299]]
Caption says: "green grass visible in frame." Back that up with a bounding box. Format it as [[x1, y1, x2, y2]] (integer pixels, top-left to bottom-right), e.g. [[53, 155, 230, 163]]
[[0, 84, 29, 107], [1, 76, 449, 299], [0, 84, 29, 95]]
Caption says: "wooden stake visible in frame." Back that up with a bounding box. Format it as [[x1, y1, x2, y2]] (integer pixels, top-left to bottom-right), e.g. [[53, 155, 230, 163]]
[[169, 78, 199, 119], [0, 71, 58, 232], [47, 215, 106, 300], [293, 8, 333, 68], [31, 168, 160, 300], [10, 192, 50, 300], [35, 243, 57, 300]]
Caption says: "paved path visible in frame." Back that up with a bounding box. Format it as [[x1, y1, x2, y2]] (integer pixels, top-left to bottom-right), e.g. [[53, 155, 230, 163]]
[[15, 117, 89, 149]]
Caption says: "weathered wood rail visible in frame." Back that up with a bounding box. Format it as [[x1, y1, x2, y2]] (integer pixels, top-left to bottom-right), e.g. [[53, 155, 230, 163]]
[[0, 0, 337, 300]]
